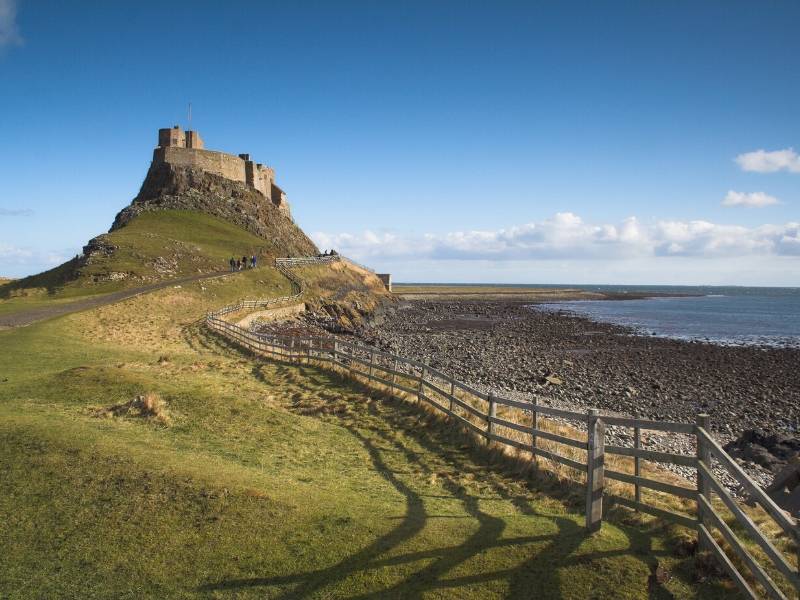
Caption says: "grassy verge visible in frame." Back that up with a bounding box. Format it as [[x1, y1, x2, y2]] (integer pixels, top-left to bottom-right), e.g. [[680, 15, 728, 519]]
[[0, 264, 735, 598]]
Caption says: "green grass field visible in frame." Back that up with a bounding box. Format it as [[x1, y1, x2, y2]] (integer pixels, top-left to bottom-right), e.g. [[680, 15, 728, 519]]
[[0, 210, 271, 304], [0, 208, 740, 598]]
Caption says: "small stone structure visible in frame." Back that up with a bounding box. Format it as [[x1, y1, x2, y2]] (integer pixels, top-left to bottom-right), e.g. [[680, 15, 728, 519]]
[[377, 273, 392, 292], [154, 126, 290, 217]]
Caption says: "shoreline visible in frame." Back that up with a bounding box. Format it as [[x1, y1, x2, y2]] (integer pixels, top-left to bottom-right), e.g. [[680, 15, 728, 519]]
[[360, 299, 800, 437], [532, 302, 800, 351], [353, 298, 799, 488], [392, 283, 701, 303]]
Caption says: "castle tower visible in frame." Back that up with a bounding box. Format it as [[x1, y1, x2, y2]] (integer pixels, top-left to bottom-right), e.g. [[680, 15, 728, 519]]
[[185, 130, 204, 149], [158, 125, 186, 148]]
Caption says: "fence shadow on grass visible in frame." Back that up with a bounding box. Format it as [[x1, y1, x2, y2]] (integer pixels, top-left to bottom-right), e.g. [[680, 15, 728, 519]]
[[199, 364, 693, 599]]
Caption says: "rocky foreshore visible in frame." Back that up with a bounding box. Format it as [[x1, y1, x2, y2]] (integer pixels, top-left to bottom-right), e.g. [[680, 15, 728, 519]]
[[350, 300, 800, 488]]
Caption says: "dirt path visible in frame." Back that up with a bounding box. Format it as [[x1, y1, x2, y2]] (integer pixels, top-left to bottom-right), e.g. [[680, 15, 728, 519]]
[[0, 271, 230, 328]]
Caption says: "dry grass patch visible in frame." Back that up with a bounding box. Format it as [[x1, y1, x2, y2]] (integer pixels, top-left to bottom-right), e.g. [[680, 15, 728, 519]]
[[92, 392, 172, 426]]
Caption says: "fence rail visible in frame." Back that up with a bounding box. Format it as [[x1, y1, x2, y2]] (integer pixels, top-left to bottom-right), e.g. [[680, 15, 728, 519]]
[[274, 254, 376, 273], [204, 257, 800, 600]]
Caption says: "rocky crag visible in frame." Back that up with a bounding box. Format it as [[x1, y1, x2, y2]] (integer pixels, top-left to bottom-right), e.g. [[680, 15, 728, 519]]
[[3, 160, 319, 297], [110, 161, 317, 258]]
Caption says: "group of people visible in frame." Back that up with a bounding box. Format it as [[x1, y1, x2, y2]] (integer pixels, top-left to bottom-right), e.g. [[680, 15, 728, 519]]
[[229, 255, 257, 272]]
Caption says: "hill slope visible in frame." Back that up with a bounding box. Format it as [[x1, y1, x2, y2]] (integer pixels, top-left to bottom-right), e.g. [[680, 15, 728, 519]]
[[0, 210, 287, 301], [112, 161, 317, 256], [0, 265, 730, 598], [1, 162, 318, 301]]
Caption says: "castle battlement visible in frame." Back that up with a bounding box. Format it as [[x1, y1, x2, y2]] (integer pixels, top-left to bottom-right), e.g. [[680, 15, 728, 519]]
[[153, 126, 290, 217]]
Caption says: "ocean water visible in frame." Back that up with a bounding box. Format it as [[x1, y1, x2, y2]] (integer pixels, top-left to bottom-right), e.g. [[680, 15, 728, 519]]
[[533, 285, 800, 348]]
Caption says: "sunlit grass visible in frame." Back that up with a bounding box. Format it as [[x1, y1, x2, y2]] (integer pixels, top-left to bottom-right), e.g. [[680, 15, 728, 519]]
[[0, 260, 738, 598]]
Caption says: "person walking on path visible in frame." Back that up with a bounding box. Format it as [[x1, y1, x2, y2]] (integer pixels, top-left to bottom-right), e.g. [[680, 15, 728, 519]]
[[236, 258, 241, 271], [229, 257, 236, 272], [250, 255, 257, 269], [242, 255, 248, 270]]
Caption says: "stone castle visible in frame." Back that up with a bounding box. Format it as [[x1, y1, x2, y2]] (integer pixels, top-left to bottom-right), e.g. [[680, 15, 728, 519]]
[[154, 126, 290, 217]]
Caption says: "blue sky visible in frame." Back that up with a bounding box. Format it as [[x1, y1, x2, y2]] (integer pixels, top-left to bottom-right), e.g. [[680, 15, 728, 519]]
[[0, 1, 798, 285]]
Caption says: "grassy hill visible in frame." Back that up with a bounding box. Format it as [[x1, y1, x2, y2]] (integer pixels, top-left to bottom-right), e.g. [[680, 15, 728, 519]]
[[0, 176, 739, 597], [1, 210, 310, 302], [0, 258, 735, 598]]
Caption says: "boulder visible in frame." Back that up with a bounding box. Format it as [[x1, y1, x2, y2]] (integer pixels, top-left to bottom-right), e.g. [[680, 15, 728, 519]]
[[765, 457, 800, 517]]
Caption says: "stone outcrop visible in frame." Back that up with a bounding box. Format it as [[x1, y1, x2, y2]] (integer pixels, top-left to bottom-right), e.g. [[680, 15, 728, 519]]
[[723, 429, 800, 473], [111, 161, 318, 258]]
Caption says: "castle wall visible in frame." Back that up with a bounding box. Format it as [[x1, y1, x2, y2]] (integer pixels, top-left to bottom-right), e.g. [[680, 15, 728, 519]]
[[152, 127, 290, 219], [270, 183, 291, 219], [244, 161, 273, 197], [155, 147, 247, 185]]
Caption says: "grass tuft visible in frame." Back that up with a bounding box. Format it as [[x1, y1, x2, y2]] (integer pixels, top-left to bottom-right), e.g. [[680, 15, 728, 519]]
[[92, 392, 172, 426]]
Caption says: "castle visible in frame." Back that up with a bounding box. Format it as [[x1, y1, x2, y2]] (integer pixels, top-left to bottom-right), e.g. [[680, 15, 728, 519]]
[[153, 126, 290, 217]]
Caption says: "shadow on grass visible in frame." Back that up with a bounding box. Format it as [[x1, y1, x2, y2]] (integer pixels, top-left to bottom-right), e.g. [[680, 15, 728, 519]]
[[198, 356, 692, 598]]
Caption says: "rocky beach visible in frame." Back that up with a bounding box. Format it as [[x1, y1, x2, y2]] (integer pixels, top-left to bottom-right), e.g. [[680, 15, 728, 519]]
[[255, 293, 800, 491], [349, 299, 800, 485]]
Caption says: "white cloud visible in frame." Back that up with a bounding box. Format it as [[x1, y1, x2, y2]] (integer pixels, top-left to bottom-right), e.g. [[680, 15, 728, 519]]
[[312, 213, 800, 264], [0, 207, 34, 216], [0, 0, 22, 48], [735, 148, 800, 173], [721, 190, 780, 208], [0, 243, 71, 277], [0, 243, 33, 262]]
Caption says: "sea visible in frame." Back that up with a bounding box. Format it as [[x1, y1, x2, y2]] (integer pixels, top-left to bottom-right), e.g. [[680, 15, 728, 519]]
[[534, 285, 800, 348], [405, 284, 800, 348]]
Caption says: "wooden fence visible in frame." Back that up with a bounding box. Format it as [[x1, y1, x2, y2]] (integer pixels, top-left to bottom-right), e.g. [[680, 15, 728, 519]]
[[205, 259, 800, 600], [275, 254, 376, 273]]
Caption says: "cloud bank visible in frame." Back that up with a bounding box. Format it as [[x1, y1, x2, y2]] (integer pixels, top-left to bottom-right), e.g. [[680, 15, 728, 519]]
[[0, 243, 70, 275], [735, 148, 800, 173], [0, 0, 22, 48], [721, 190, 779, 208], [312, 213, 800, 263], [0, 207, 34, 216]]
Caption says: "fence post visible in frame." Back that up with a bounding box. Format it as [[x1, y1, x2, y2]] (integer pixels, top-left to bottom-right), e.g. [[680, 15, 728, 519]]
[[332, 339, 338, 365], [390, 358, 398, 395], [348, 345, 355, 379], [307, 337, 312, 364], [585, 408, 605, 533], [487, 392, 497, 443], [531, 397, 538, 463], [369, 352, 375, 381], [634, 419, 642, 507], [449, 380, 455, 414], [696, 413, 711, 551], [417, 364, 426, 403]]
